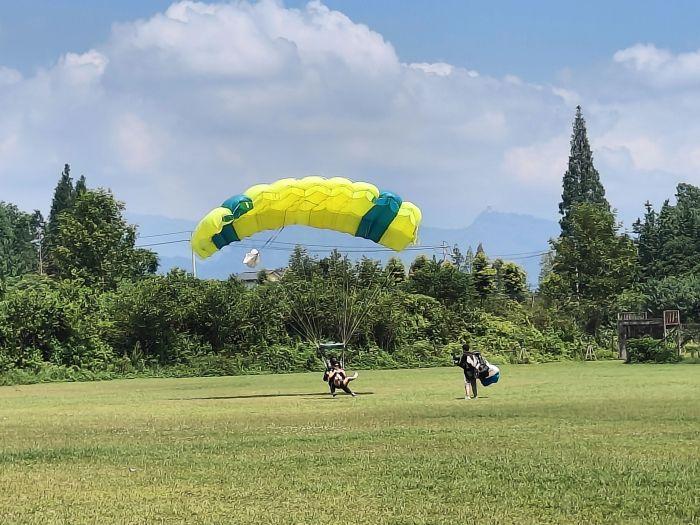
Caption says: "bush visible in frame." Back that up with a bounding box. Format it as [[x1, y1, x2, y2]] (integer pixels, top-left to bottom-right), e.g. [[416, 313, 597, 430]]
[[347, 346, 400, 369], [684, 342, 700, 358], [466, 311, 575, 363], [595, 348, 617, 360], [626, 337, 681, 363], [392, 340, 453, 368], [0, 276, 112, 372]]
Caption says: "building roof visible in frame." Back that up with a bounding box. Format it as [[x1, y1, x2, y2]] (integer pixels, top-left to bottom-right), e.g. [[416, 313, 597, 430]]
[[235, 268, 285, 283]]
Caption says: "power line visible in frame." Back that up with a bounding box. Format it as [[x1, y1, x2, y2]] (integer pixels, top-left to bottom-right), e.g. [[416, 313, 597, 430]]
[[138, 230, 193, 239], [135, 229, 551, 259], [136, 239, 190, 248]]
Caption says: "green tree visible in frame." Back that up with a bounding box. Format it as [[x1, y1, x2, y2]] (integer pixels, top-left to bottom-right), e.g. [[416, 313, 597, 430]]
[[0, 275, 110, 371], [559, 106, 609, 237], [632, 184, 700, 281], [287, 245, 317, 278], [74, 174, 87, 196], [356, 256, 381, 287], [501, 261, 528, 301], [632, 200, 661, 280], [407, 257, 471, 305], [463, 246, 475, 274], [472, 246, 496, 303], [450, 245, 465, 270], [0, 203, 41, 278], [50, 189, 158, 288], [657, 184, 700, 277], [641, 274, 700, 322], [538, 251, 555, 289], [47, 164, 75, 237], [385, 257, 406, 285], [542, 203, 637, 333], [256, 269, 269, 284]]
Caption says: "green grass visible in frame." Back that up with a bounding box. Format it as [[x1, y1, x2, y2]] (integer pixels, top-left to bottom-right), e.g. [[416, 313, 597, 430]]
[[0, 362, 698, 524]]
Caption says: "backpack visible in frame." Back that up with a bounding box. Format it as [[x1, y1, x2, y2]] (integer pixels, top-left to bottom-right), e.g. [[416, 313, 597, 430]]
[[473, 352, 489, 377]]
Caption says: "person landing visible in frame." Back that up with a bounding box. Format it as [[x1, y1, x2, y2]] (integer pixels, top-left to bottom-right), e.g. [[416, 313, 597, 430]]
[[323, 357, 358, 397]]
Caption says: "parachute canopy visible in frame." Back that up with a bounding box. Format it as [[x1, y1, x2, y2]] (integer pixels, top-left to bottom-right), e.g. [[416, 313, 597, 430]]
[[191, 176, 422, 259]]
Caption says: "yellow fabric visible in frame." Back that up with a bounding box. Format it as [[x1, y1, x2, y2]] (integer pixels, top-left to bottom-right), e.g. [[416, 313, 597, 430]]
[[191, 207, 234, 258], [191, 176, 421, 258], [380, 201, 423, 251], [234, 176, 377, 239]]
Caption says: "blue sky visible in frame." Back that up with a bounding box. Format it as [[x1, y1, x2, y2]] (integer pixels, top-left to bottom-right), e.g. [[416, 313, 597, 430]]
[[1, 1, 700, 227], [4, 1, 700, 80]]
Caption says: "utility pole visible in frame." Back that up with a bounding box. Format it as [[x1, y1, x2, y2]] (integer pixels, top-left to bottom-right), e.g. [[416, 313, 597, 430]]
[[440, 241, 449, 263], [31, 231, 44, 275], [189, 231, 197, 278]]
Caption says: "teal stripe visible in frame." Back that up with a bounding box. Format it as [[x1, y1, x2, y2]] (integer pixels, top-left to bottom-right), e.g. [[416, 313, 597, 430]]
[[213, 194, 254, 249], [355, 191, 402, 243], [222, 194, 254, 219], [213, 224, 239, 249]]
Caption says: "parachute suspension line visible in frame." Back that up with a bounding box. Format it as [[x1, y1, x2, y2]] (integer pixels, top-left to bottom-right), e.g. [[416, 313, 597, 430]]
[[343, 274, 359, 346], [280, 244, 324, 349], [283, 276, 318, 348], [343, 275, 351, 345], [331, 255, 349, 345], [251, 207, 288, 253], [261, 226, 285, 250], [299, 250, 322, 347], [343, 263, 394, 348]]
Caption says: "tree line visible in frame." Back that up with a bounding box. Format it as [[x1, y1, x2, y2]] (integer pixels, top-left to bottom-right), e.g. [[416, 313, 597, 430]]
[[1, 107, 698, 382]]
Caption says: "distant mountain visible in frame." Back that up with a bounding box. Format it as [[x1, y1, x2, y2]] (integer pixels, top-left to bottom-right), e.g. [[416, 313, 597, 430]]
[[127, 209, 558, 285]]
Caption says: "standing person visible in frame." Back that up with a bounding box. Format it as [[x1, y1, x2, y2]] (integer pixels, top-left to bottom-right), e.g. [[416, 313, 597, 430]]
[[456, 343, 480, 399]]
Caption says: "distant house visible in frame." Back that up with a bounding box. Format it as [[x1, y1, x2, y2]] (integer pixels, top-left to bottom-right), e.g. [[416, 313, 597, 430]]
[[236, 268, 286, 288]]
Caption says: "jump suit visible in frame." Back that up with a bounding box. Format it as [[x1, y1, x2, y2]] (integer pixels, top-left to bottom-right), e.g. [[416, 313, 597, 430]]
[[459, 353, 479, 398], [326, 368, 354, 395]]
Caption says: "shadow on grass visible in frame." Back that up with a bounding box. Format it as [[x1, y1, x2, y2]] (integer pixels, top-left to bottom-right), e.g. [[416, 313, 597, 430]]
[[175, 392, 375, 400]]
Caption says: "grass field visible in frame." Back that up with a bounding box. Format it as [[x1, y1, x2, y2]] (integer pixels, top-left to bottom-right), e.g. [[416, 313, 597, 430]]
[[1, 362, 698, 524]]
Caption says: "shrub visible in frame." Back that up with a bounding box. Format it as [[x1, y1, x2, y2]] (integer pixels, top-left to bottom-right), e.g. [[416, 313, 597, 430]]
[[626, 337, 681, 363], [0, 275, 112, 372], [392, 340, 453, 368]]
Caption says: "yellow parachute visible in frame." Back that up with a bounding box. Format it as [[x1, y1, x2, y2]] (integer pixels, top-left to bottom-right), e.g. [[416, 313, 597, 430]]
[[191, 176, 422, 258]]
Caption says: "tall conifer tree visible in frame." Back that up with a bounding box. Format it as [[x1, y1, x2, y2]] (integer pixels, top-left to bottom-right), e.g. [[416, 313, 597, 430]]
[[559, 106, 609, 236], [472, 246, 496, 303], [632, 201, 660, 280], [74, 174, 87, 196], [48, 164, 75, 235]]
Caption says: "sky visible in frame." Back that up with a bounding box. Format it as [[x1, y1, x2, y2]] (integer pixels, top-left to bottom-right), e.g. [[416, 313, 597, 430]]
[[2, 0, 700, 227]]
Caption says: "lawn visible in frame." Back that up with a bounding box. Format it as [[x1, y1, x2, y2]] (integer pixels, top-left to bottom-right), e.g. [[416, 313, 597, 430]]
[[0, 362, 698, 524]]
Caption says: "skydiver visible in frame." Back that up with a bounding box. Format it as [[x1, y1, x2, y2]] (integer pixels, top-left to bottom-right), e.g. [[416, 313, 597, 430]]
[[455, 343, 483, 399], [323, 357, 358, 397]]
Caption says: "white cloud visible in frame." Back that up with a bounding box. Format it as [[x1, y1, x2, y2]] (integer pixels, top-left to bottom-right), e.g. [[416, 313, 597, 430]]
[[0, 133, 18, 159], [55, 50, 109, 87], [613, 43, 700, 89], [112, 114, 163, 171], [551, 87, 579, 106], [2, 3, 700, 229], [0, 66, 21, 86], [614, 43, 673, 71], [409, 62, 454, 76], [503, 136, 569, 186]]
